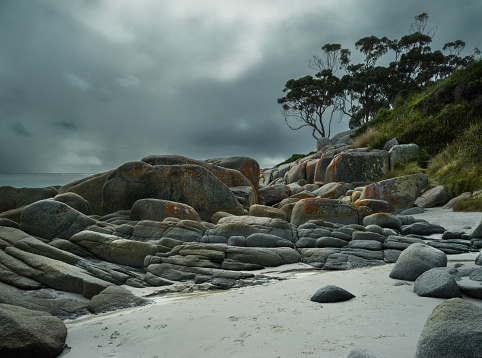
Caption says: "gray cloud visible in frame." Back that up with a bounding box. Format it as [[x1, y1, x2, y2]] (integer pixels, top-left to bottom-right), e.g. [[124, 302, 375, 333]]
[[0, 0, 480, 173], [9, 123, 31, 137]]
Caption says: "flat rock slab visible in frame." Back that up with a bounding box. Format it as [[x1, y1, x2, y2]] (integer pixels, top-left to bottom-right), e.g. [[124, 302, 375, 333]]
[[310, 285, 355, 303]]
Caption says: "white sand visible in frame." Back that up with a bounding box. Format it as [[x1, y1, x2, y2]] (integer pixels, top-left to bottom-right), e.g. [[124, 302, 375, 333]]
[[62, 209, 482, 358]]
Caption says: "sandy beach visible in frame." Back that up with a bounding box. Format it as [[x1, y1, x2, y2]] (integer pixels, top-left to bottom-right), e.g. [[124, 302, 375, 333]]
[[62, 209, 482, 358]]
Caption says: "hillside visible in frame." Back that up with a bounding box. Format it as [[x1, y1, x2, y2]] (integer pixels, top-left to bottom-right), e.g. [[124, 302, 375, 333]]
[[351, 60, 482, 199]]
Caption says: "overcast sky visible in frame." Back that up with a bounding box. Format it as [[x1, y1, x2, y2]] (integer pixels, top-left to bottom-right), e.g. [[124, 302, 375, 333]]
[[0, 0, 480, 173]]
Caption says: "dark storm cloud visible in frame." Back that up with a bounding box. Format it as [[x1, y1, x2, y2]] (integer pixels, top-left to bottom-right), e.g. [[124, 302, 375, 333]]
[[53, 121, 79, 130], [0, 0, 480, 173], [9, 123, 31, 137]]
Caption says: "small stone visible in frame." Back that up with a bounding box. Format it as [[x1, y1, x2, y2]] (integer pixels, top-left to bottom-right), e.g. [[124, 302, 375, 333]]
[[310, 285, 355, 303]]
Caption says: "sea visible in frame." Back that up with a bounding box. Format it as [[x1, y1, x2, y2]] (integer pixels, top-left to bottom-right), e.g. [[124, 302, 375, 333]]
[[0, 173, 95, 188]]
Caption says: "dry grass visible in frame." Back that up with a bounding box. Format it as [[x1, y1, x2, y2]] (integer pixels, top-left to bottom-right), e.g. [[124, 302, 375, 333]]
[[351, 127, 385, 149]]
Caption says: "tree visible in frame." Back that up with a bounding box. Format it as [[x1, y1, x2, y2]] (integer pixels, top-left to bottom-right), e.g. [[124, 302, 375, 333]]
[[277, 70, 343, 139], [278, 13, 479, 136]]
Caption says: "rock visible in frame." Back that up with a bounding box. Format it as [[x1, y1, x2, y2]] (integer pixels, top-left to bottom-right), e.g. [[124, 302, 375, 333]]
[[299, 248, 340, 268], [476, 251, 482, 265], [360, 174, 428, 212], [442, 192, 472, 209], [427, 240, 470, 254], [316, 137, 333, 151], [59, 172, 110, 215], [208, 156, 260, 194], [470, 217, 482, 238], [211, 211, 234, 225], [19, 200, 96, 240], [0, 186, 58, 214], [352, 231, 386, 243], [315, 237, 348, 248], [225, 246, 301, 267], [331, 129, 355, 146], [0, 282, 89, 319], [313, 153, 335, 182], [245, 233, 294, 248], [291, 198, 358, 226], [88, 286, 151, 314], [325, 151, 389, 183], [389, 243, 447, 281], [362, 213, 402, 230], [353, 199, 395, 214], [313, 182, 351, 199], [389, 143, 419, 169], [348, 348, 383, 358], [416, 298, 482, 358], [322, 252, 385, 270], [414, 268, 462, 298], [102, 161, 245, 221], [383, 137, 399, 151], [399, 207, 425, 215], [364, 224, 383, 235], [310, 285, 355, 303], [285, 162, 307, 184], [0, 303, 67, 358], [414, 185, 449, 208], [384, 249, 402, 263], [383, 235, 424, 250], [441, 230, 464, 240], [53, 192, 92, 215], [230, 185, 257, 208], [70, 230, 159, 267], [2, 246, 111, 299], [130, 198, 201, 222], [0, 218, 19, 229], [249, 204, 287, 221], [259, 184, 290, 206], [400, 222, 445, 236], [348, 240, 383, 250]]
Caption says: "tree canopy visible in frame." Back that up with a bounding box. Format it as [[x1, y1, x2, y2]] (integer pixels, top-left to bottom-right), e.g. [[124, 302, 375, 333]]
[[278, 13, 480, 139]]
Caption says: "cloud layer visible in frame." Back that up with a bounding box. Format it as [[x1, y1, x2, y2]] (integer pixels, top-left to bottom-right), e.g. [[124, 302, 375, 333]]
[[0, 0, 480, 172]]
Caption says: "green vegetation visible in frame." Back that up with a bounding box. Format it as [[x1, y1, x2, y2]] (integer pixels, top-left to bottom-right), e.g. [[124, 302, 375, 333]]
[[278, 13, 480, 139], [352, 60, 482, 197], [277, 151, 316, 167], [452, 197, 482, 212]]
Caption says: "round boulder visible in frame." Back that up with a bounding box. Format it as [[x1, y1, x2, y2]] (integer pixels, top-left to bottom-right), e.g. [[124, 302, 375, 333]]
[[249, 204, 287, 221], [389, 243, 447, 281], [131, 198, 201, 222], [414, 268, 462, 298], [362, 213, 402, 230], [416, 298, 482, 358], [19, 199, 96, 240], [310, 285, 355, 303], [0, 303, 67, 358]]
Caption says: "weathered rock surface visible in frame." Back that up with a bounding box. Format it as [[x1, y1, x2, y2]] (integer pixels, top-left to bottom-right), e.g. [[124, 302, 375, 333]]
[[416, 298, 482, 358], [310, 285, 355, 303], [470, 217, 482, 238], [53, 192, 92, 215], [258, 184, 290, 206], [249, 204, 287, 221], [389, 144, 419, 169], [101, 161, 245, 221], [88, 286, 152, 314], [413, 268, 462, 298], [0, 303, 67, 358], [19, 200, 96, 240], [291, 198, 358, 226], [130, 198, 201, 222], [0, 186, 58, 214], [70, 230, 159, 267], [360, 174, 428, 212], [389, 243, 447, 281], [325, 151, 389, 183], [414, 185, 449, 208]]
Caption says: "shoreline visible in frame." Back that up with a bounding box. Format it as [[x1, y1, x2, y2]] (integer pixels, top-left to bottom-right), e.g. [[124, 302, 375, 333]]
[[63, 252, 481, 358]]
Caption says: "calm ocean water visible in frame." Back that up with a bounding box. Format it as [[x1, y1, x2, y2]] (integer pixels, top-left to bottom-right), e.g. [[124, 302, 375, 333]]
[[0, 173, 95, 188]]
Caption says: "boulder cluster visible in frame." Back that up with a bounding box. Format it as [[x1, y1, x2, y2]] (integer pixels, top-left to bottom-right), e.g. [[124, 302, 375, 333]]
[[0, 134, 481, 357]]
